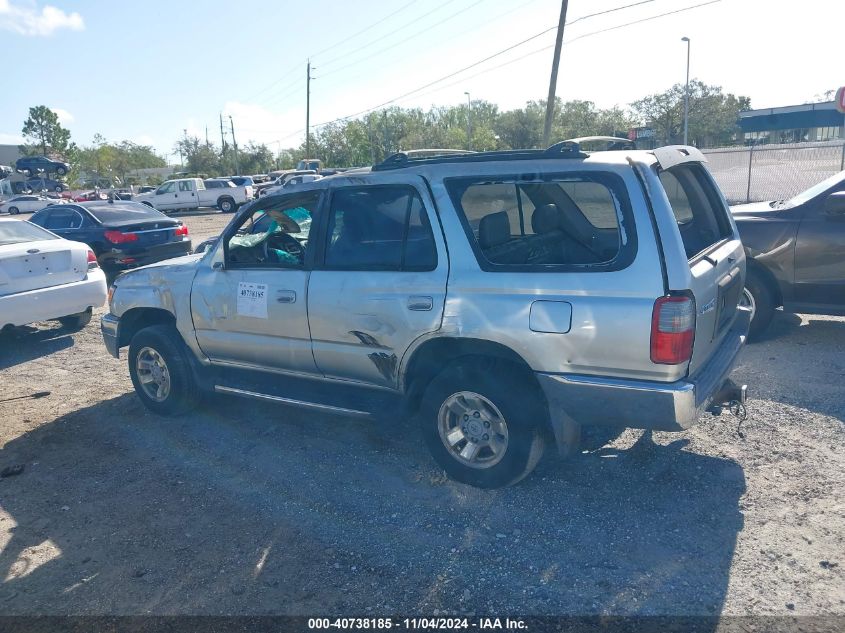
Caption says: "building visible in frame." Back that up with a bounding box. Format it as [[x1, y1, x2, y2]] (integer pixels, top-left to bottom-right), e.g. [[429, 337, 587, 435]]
[[739, 101, 844, 145], [0, 144, 23, 167]]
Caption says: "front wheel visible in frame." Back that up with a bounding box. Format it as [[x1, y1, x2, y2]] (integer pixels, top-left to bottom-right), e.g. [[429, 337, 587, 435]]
[[8, 206, 19, 215], [741, 270, 775, 341], [55, 167, 67, 176], [420, 360, 546, 488], [128, 324, 199, 416]]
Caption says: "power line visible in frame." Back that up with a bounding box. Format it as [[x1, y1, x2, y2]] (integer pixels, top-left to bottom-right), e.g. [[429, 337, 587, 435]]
[[319, 0, 485, 78], [310, 0, 721, 131], [264, 0, 719, 146], [310, 0, 418, 59]]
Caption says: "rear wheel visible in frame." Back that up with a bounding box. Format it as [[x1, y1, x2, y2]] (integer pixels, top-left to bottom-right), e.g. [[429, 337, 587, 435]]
[[420, 359, 545, 488], [742, 270, 775, 341], [58, 308, 92, 330], [128, 324, 199, 416], [55, 166, 67, 176], [8, 206, 19, 215], [218, 197, 236, 213]]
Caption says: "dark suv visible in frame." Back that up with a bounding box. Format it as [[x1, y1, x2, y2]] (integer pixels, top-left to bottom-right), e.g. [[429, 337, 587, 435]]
[[15, 155, 70, 176], [732, 170, 845, 339]]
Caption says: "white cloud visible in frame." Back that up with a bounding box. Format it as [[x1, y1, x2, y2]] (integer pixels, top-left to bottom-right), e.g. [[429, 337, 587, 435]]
[[50, 107, 73, 124], [0, 0, 84, 37]]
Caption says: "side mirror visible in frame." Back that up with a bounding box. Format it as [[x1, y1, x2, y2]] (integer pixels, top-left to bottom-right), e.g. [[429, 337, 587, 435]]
[[823, 191, 845, 217]]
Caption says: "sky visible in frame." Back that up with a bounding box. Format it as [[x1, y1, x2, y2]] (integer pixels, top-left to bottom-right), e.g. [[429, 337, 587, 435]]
[[0, 0, 842, 163]]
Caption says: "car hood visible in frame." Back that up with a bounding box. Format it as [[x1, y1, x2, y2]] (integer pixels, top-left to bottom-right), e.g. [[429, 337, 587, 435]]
[[111, 254, 202, 315]]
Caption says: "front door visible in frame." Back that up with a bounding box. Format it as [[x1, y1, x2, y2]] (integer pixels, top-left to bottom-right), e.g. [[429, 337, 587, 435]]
[[153, 181, 178, 211], [307, 177, 448, 388], [794, 189, 845, 309], [191, 190, 322, 374]]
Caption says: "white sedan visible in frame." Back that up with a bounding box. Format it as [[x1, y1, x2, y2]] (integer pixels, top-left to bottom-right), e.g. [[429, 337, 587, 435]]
[[0, 218, 107, 329], [0, 195, 66, 215]]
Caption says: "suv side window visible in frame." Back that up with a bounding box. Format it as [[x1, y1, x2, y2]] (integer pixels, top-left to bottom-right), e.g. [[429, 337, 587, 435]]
[[323, 185, 437, 271], [446, 173, 633, 270], [224, 191, 319, 269], [659, 166, 732, 259]]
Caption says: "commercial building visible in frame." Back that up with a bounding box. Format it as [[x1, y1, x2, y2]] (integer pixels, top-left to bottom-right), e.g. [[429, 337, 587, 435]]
[[739, 101, 844, 145]]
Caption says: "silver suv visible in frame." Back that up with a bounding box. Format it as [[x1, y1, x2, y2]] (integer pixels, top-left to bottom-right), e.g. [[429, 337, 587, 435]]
[[101, 143, 750, 488]]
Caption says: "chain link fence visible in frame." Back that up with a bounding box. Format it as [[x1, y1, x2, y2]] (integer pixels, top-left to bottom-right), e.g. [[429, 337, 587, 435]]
[[702, 140, 845, 204]]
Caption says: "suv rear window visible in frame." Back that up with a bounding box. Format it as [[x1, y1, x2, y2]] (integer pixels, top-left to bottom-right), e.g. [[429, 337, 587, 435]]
[[659, 165, 733, 259], [445, 173, 634, 270]]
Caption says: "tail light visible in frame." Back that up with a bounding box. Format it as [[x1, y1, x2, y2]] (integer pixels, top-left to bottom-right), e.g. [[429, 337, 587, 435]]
[[87, 250, 99, 269], [104, 230, 138, 244], [174, 224, 189, 237], [650, 296, 695, 364]]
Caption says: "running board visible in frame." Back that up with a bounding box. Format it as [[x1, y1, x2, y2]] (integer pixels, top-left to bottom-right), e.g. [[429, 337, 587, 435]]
[[213, 385, 373, 419]]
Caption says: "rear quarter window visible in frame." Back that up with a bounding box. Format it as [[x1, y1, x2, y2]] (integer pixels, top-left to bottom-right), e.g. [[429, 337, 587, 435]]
[[445, 172, 635, 272]]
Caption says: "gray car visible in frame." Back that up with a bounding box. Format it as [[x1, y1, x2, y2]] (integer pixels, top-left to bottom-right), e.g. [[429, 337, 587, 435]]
[[101, 143, 750, 488]]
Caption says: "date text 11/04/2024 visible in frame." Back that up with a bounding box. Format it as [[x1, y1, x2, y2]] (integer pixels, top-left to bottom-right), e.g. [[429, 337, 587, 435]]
[[307, 618, 527, 630]]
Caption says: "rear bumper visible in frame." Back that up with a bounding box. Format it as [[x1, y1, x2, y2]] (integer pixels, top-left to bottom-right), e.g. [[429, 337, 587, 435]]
[[99, 239, 192, 270], [0, 269, 107, 328], [537, 307, 751, 446]]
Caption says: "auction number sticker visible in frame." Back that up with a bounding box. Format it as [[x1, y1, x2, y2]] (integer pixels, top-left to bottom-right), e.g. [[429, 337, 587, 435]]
[[237, 282, 268, 318]]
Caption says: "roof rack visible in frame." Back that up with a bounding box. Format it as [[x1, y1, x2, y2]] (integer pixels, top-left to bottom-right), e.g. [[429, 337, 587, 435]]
[[372, 141, 587, 171], [565, 136, 636, 150]]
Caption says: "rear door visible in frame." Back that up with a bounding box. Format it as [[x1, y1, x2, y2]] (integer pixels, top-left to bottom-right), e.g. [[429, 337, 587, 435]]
[[307, 176, 448, 388], [658, 163, 744, 374], [175, 179, 199, 209]]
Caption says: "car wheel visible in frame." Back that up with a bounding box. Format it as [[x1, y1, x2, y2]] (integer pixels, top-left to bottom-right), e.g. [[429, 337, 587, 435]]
[[218, 197, 235, 213], [8, 206, 19, 215], [55, 166, 67, 176], [129, 324, 199, 416], [54, 185, 63, 193], [420, 359, 546, 488], [58, 308, 92, 330], [742, 270, 775, 342]]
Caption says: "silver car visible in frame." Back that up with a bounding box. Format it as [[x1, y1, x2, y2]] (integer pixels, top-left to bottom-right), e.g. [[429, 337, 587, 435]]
[[101, 143, 750, 488]]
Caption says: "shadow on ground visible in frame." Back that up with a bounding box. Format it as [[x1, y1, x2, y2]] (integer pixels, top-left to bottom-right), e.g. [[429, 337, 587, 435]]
[[0, 391, 745, 618], [0, 325, 78, 372]]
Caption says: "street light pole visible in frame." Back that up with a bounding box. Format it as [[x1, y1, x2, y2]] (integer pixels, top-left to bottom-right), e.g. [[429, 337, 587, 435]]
[[682, 36, 690, 145], [464, 91, 472, 151]]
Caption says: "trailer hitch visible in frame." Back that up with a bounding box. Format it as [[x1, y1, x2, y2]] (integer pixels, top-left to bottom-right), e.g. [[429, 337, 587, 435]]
[[706, 379, 749, 437]]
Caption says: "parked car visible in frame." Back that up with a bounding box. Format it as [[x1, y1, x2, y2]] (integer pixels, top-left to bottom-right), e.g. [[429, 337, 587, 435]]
[[30, 200, 192, 272], [101, 143, 750, 488], [134, 177, 250, 213], [0, 194, 67, 215], [0, 217, 106, 330], [256, 170, 318, 197], [16, 177, 69, 194], [15, 156, 70, 177], [213, 176, 255, 201], [732, 169, 845, 339], [136, 186, 157, 194], [73, 191, 109, 202], [0, 165, 13, 178]]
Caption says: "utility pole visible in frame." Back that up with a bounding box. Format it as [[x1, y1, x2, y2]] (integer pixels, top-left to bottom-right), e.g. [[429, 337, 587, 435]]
[[219, 112, 227, 160], [542, 0, 569, 147], [464, 91, 472, 151], [205, 126, 209, 148], [306, 59, 312, 158], [682, 36, 691, 145], [229, 115, 240, 175]]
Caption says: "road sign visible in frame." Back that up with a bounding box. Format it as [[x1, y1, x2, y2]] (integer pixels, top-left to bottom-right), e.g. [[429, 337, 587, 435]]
[[836, 86, 845, 114]]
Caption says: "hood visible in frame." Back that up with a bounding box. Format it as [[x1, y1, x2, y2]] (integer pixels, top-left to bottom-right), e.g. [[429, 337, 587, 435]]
[[730, 201, 779, 215]]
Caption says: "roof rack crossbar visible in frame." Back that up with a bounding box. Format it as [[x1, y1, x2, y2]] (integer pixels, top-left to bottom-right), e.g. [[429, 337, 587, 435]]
[[372, 142, 586, 171]]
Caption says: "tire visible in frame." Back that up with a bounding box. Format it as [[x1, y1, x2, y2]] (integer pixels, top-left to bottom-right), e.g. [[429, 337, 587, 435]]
[[420, 358, 546, 488], [742, 269, 775, 342], [128, 324, 199, 416], [218, 197, 235, 213], [58, 308, 92, 330], [8, 207, 19, 215], [56, 166, 67, 176], [54, 185, 63, 193]]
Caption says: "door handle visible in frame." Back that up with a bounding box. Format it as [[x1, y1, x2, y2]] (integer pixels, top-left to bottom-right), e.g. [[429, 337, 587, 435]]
[[408, 295, 433, 311], [276, 290, 296, 304]]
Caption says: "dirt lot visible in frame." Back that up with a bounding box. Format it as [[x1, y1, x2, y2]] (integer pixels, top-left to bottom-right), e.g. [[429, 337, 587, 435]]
[[0, 211, 843, 617]]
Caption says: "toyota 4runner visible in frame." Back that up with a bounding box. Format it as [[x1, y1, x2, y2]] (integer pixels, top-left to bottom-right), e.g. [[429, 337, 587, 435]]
[[101, 143, 750, 488]]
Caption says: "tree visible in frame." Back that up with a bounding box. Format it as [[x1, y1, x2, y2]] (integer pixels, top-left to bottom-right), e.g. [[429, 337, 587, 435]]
[[630, 81, 750, 147], [21, 106, 73, 157]]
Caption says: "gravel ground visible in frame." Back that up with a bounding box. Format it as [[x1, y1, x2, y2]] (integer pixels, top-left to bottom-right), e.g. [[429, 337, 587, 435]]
[[0, 211, 842, 617]]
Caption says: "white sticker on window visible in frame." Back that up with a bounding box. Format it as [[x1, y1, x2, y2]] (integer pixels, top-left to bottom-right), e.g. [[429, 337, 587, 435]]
[[237, 282, 268, 318]]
